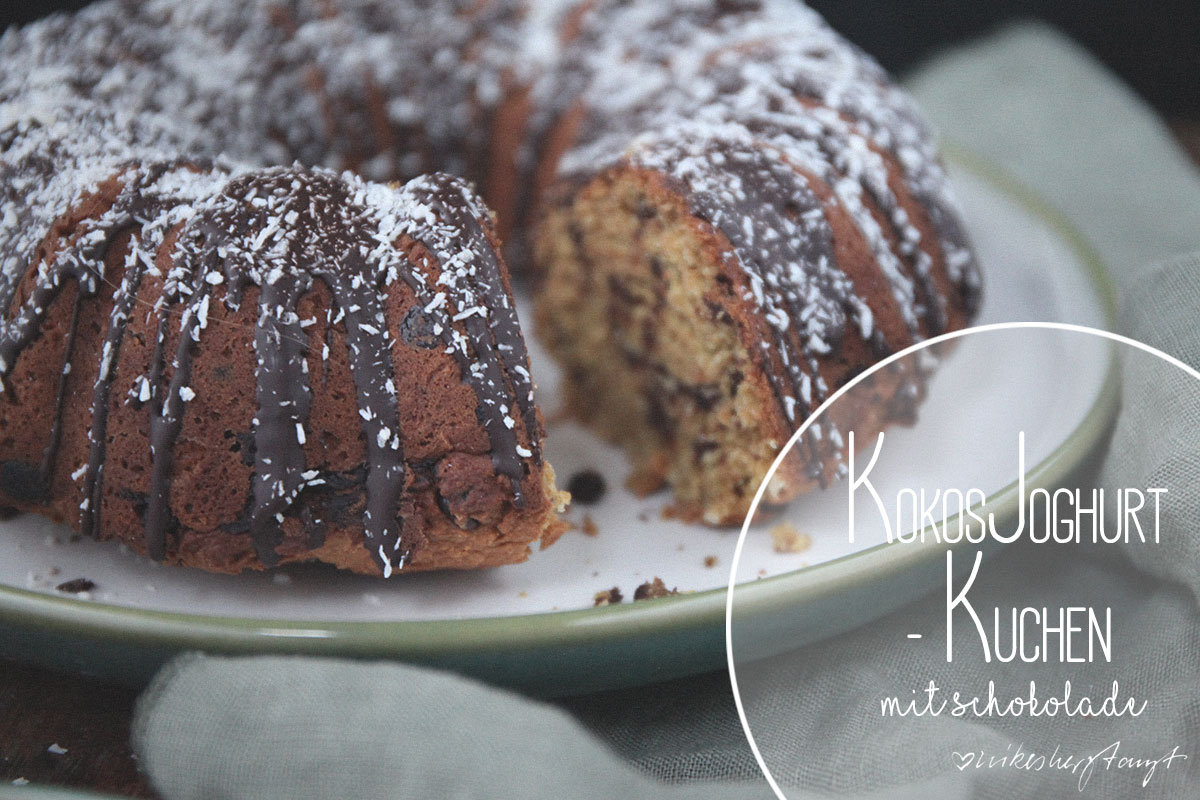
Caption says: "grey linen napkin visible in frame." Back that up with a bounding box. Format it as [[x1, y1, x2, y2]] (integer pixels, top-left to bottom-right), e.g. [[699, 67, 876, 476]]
[[132, 22, 1200, 800]]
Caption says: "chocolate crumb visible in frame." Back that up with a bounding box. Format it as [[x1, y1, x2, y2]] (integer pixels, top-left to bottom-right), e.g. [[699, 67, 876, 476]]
[[567, 469, 606, 504], [581, 514, 598, 537], [704, 555, 718, 568], [594, 587, 623, 606], [55, 578, 96, 594], [398, 305, 440, 349], [634, 577, 678, 601]]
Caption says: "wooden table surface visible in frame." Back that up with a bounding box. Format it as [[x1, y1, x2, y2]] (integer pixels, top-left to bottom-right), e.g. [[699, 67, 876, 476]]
[[1, 123, 1198, 800], [0, 661, 152, 798]]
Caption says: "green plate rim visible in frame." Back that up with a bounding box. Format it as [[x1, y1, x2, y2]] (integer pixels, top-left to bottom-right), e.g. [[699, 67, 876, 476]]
[[0, 147, 1121, 664]]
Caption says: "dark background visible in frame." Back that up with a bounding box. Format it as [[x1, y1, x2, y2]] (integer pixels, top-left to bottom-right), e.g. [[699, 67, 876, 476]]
[[809, 0, 1200, 118], [4, 0, 1199, 118]]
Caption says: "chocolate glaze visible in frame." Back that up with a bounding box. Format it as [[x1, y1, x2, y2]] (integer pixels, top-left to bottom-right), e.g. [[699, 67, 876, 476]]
[[410, 176, 542, 483]]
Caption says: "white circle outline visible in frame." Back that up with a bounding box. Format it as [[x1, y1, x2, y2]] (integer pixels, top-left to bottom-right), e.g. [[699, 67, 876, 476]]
[[724, 321, 1200, 800]]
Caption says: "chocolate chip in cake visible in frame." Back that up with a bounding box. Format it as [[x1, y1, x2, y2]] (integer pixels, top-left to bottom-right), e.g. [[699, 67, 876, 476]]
[[567, 469, 606, 505]]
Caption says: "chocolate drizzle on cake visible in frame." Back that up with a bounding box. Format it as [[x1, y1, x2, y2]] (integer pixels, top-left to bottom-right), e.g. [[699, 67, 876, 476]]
[[400, 175, 542, 483], [159, 168, 416, 572]]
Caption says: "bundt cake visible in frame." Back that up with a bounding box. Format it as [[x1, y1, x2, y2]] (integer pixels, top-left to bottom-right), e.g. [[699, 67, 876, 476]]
[[0, 0, 980, 574]]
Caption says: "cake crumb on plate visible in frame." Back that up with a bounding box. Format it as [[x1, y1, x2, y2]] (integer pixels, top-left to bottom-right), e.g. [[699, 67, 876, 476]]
[[594, 587, 623, 606], [634, 577, 678, 601], [770, 523, 812, 554]]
